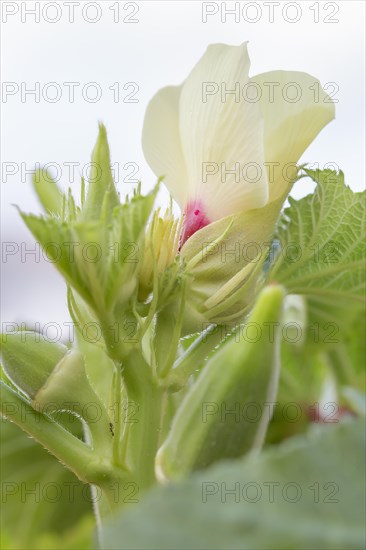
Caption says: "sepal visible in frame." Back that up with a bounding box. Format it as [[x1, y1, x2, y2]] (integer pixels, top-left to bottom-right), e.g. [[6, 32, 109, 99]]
[[81, 123, 120, 221], [32, 169, 63, 216]]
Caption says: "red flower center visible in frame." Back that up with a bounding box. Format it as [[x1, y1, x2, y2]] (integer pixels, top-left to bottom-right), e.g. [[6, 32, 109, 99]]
[[179, 200, 211, 249]]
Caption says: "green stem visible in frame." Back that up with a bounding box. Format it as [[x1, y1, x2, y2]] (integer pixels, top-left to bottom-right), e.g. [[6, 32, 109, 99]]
[[1, 381, 95, 483], [65, 383, 115, 456], [89, 348, 165, 544], [122, 350, 164, 489], [82, 402, 114, 457], [90, 315, 166, 527], [162, 324, 228, 390], [1, 381, 129, 500], [112, 364, 124, 465]]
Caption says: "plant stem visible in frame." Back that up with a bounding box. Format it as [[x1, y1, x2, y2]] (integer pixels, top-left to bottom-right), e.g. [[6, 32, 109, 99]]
[[162, 324, 228, 390], [1, 381, 95, 483], [122, 349, 164, 489], [84, 404, 114, 456], [112, 363, 124, 465], [88, 347, 165, 546], [1, 381, 129, 497]]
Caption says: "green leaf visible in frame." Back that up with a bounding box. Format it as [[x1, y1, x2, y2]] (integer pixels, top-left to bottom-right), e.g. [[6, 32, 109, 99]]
[[0, 420, 92, 549], [266, 173, 366, 414], [1, 516, 94, 550], [331, 309, 366, 387], [265, 344, 332, 444], [269, 169, 365, 328], [269, 170, 366, 323], [102, 419, 365, 549], [265, 308, 365, 444]]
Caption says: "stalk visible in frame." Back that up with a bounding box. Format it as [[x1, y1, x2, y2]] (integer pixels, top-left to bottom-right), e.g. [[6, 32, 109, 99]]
[[122, 349, 164, 489], [1, 381, 98, 483]]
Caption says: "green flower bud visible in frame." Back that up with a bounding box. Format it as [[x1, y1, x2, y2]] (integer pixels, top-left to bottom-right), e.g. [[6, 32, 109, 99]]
[[1, 331, 102, 416], [179, 193, 287, 335], [1, 331, 68, 399], [1, 331, 113, 448], [156, 284, 285, 481], [33, 348, 96, 414], [32, 348, 114, 450]]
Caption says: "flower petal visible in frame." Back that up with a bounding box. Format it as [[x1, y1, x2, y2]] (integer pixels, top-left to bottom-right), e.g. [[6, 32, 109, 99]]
[[179, 43, 269, 221], [251, 71, 335, 201], [142, 85, 188, 208]]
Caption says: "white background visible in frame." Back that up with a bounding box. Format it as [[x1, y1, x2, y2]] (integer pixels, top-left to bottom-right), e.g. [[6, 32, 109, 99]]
[[1, 0, 365, 336]]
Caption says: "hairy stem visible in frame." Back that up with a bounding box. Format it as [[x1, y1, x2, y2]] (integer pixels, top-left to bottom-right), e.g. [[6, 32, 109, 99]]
[[122, 349, 164, 489], [1, 381, 95, 483]]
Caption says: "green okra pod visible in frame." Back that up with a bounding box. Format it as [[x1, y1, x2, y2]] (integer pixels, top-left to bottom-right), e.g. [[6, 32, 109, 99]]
[[156, 284, 285, 481]]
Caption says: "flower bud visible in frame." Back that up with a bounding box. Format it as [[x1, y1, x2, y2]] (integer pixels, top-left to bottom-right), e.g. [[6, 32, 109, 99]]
[[1, 332, 103, 420], [179, 194, 285, 334], [138, 208, 181, 301], [33, 348, 97, 414], [1, 331, 68, 399], [156, 284, 285, 481]]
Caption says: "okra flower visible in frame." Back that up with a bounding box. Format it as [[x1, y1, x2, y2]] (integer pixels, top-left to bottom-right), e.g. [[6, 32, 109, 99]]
[[142, 43, 335, 330], [143, 43, 334, 240]]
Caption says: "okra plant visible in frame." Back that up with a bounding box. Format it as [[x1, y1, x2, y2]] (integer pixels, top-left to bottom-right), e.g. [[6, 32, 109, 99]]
[[1, 44, 365, 549]]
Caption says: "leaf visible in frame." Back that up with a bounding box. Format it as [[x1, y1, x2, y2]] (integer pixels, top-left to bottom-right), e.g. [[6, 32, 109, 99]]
[[333, 309, 366, 385], [102, 419, 365, 550], [269, 169, 366, 328], [265, 344, 333, 444], [1, 516, 94, 550], [264, 172, 366, 432], [0, 419, 93, 549]]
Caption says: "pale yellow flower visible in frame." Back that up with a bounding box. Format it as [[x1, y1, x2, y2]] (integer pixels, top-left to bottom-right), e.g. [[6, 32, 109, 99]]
[[142, 43, 334, 246], [142, 43, 335, 330]]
